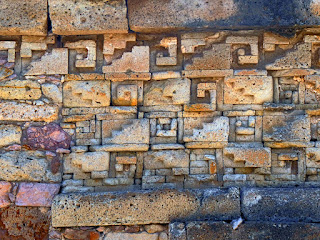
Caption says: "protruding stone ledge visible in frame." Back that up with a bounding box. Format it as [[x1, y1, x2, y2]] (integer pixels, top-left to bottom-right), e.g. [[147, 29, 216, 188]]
[[51, 188, 240, 227], [172, 221, 320, 240], [242, 188, 320, 222]]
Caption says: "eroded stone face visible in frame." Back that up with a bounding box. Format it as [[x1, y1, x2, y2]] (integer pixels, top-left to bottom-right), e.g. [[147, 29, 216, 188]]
[[0, 125, 22, 148], [49, 0, 128, 35], [25, 123, 71, 151]]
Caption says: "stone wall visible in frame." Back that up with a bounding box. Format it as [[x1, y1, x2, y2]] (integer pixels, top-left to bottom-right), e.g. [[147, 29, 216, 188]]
[[0, 0, 320, 239]]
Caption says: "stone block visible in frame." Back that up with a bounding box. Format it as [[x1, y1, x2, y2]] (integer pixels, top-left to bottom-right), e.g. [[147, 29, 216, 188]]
[[144, 150, 189, 170], [242, 188, 320, 222], [15, 183, 60, 207], [263, 115, 311, 143], [0, 182, 11, 208], [0, 206, 50, 240], [184, 221, 320, 240], [0, 151, 60, 182], [63, 81, 111, 107], [0, 80, 41, 100], [0, 0, 47, 35], [128, 0, 237, 32], [104, 232, 159, 240], [25, 48, 69, 75], [49, 0, 128, 35], [144, 78, 191, 106], [42, 83, 62, 103], [64, 152, 110, 172], [25, 123, 71, 151], [224, 76, 273, 104], [0, 125, 21, 147], [52, 188, 240, 227]]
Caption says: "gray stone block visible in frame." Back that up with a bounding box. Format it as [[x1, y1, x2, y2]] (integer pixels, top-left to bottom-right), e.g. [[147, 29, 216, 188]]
[[52, 188, 240, 227], [242, 187, 320, 222]]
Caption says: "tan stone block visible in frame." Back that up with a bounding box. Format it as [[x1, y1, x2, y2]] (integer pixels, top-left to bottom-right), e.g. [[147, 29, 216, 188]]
[[65, 152, 110, 172], [0, 41, 16, 63], [21, 36, 55, 58], [0, 125, 21, 147], [144, 150, 189, 169], [185, 44, 231, 70], [65, 40, 96, 68], [104, 232, 159, 240], [224, 147, 271, 168], [0, 80, 41, 100], [42, 84, 62, 103], [0, 151, 60, 182], [0, 102, 58, 122], [63, 81, 110, 107], [144, 78, 191, 106], [103, 46, 149, 73], [49, 0, 128, 35], [263, 115, 311, 143], [183, 117, 229, 142], [103, 33, 136, 55], [224, 76, 273, 104], [128, 0, 237, 32], [156, 37, 178, 66], [266, 43, 312, 70], [306, 148, 320, 168], [102, 119, 150, 145], [0, 0, 47, 35], [111, 81, 143, 106], [25, 48, 69, 75]]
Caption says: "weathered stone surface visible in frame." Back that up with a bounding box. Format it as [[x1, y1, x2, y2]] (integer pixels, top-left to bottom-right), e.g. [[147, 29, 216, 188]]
[[144, 150, 189, 169], [0, 102, 59, 122], [64, 152, 110, 172], [242, 188, 320, 222], [0, 0, 47, 36], [25, 123, 71, 151], [0, 206, 50, 240], [263, 115, 311, 143], [0, 151, 60, 182], [0, 80, 41, 100], [0, 182, 11, 208], [184, 221, 320, 240], [224, 147, 271, 168], [0, 125, 21, 147], [144, 78, 191, 106], [25, 48, 68, 75], [52, 188, 240, 227], [224, 76, 273, 104], [42, 84, 62, 103], [15, 183, 60, 207], [49, 0, 128, 35], [63, 81, 110, 107], [104, 232, 159, 240], [128, 0, 237, 32], [103, 46, 149, 73]]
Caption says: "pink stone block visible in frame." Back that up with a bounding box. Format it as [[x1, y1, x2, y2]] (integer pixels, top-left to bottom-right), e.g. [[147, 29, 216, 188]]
[[0, 182, 11, 208], [16, 183, 60, 207]]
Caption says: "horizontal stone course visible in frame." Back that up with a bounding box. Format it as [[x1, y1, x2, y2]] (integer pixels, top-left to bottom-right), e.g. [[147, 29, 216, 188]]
[[52, 188, 240, 227]]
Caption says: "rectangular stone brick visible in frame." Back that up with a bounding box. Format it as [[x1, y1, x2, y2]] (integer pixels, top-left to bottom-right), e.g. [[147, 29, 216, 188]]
[[0, 182, 11, 208], [49, 0, 128, 35], [0, 0, 47, 35], [242, 188, 320, 222], [52, 188, 240, 227], [181, 221, 320, 240], [16, 183, 60, 207]]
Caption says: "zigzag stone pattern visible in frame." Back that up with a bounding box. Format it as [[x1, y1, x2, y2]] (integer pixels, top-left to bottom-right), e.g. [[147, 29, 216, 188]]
[[3, 0, 320, 238]]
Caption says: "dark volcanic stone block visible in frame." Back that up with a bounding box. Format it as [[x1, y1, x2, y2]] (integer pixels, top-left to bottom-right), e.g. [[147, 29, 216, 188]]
[[242, 187, 320, 222]]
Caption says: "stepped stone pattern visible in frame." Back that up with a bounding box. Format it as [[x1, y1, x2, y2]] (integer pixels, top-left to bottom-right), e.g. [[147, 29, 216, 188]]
[[0, 0, 320, 239]]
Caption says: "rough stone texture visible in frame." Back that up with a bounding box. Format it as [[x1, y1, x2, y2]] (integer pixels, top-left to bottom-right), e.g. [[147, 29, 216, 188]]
[[184, 221, 320, 240], [15, 183, 60, 207], [0, 182, 11, 208], [0, 125, 21, 147], [0, 80, 41, 100], [25, 123, 71, 151], [104, 232, 159, 240], [144, 150, 189, 170], [52, 188, 240, 227], [0, 102, 58, 122], [0, 206, 50, 240], [0, 0, 47, 36], [242, 188, 320, 222], [49, 0, 128, 35], [0, 151, 60, 182]]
